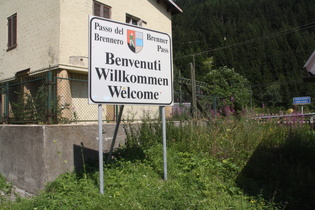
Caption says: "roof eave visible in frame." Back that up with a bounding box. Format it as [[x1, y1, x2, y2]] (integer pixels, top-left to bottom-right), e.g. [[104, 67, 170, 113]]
[[304, 50, 315, 70], [159, 0, 183, 15]]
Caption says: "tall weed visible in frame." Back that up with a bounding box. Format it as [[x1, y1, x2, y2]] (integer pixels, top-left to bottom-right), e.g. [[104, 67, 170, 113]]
[[237, 123, 315, 209], [6, 117, 310, 209]]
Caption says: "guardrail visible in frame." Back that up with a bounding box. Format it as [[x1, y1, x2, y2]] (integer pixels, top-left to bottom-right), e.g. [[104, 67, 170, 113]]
[[253, 113, 315, 120]]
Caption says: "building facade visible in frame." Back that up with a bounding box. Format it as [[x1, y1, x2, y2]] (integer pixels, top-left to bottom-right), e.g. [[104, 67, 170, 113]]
[[0, 0, 181, 123]]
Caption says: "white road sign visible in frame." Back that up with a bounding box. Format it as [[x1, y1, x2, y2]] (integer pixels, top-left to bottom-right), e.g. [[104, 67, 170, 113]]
[[89, 16, 173, 105]]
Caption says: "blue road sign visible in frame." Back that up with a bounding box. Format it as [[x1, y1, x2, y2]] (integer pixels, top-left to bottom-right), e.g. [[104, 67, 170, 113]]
[[293, 96, 311, 105]]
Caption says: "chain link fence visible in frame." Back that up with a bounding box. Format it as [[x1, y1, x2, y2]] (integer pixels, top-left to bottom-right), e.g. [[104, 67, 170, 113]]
[[0, 74, 47, 123], [0, 84, 6, 122], [0, 71, 228, 124], [0, 72, 166, 124], [172, 91, 220, 120], [173, 76, 221, 120]]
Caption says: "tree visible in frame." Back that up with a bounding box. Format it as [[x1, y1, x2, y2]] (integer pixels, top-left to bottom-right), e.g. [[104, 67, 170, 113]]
[[203, 66, 251, 112], [173, 0, 315, 110], [261, 82, 283, 107]]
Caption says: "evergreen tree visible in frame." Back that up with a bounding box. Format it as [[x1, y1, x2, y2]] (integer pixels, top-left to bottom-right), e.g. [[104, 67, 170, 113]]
[[173, 0, 315, 109]]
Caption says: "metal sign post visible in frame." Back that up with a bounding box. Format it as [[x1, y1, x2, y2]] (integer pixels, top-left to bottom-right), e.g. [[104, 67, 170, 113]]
[[98, 104, 104, 194], [161, 106, 167, 180], [88, 16, 173, 194]]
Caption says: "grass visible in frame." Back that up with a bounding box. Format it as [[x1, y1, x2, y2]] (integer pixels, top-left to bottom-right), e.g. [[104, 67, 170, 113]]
[[0, 174, 12, 203], [1, 116, 314, 209]]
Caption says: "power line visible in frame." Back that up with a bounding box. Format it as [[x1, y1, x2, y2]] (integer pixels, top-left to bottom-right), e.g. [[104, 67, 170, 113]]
[[174, 21, 315, 60]]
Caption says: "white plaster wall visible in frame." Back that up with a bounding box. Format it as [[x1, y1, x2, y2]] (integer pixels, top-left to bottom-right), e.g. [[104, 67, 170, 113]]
[[58, 0, 173, 118], [0, 0, 174, 119], [59, 0, 91, 69], [58, 0, 173, 68], [122, 105, 160, 120], [106, 0, 172, 33], [0, 0, 60, 80], [1, 0, 173, 80]]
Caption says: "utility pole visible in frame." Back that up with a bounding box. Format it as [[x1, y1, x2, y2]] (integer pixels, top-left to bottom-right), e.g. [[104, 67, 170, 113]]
[[179, 70, 182, 104], [190, 61, 197, 119]]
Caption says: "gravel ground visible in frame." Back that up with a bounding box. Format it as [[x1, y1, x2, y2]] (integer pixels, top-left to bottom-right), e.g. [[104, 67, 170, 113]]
[[1, 185, 34, 202]]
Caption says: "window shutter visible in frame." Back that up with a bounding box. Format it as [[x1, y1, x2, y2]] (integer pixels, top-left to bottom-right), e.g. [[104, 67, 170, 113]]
[[93, 1, 110, 18], [94, 3, 101, 17], [102, 6, 110, 18], [12, 15, 17, 46], [8, 18, 12, 47], [7, 13, 17, 50]]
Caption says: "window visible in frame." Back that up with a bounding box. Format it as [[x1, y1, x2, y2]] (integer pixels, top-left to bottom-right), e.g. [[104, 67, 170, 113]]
[[126, 14, 146, 26], [93, 1, 111, 18], [7, 13, 17, 50]]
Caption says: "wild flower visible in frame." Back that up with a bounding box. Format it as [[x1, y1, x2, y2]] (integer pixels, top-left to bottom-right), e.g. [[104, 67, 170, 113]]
[[210, 110, 216, 116]]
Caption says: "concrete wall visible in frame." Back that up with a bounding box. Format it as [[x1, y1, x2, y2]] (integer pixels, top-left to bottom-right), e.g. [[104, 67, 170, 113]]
[[0, 123, 127, 193]]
